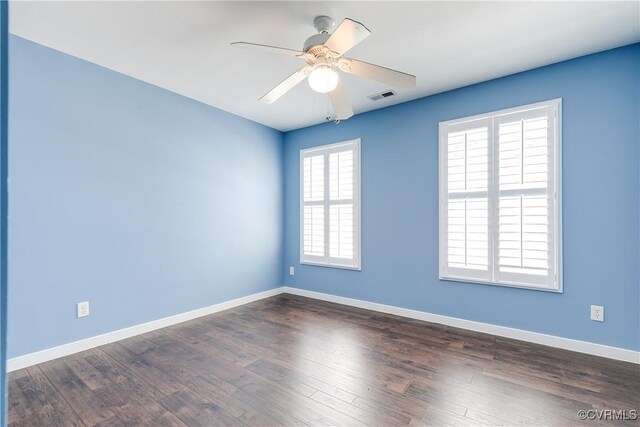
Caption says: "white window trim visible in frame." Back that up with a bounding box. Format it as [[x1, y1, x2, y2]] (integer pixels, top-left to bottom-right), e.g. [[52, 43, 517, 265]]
[[439, 99, 563, 292], [300, 138, 361, 271]]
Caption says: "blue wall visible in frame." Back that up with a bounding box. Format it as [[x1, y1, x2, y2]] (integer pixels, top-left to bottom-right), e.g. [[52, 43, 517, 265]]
[[8, 36, 284, 358], [6, 34, 639, 363], [1, 1, 8, 423], [283, 44, 640, 351]]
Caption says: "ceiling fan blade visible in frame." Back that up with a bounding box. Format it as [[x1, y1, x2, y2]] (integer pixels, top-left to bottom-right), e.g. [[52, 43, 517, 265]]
[[231, 42, 308, 58], [259, 66, 311, 104], [341, 58, 416, 89], [329, 79, 354, 120], [323, 18, 371, 55]]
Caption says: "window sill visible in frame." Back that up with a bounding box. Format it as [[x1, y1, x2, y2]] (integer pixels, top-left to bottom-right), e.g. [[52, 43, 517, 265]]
[[301, 261, 361, 271], [439, 274, 562, 293]]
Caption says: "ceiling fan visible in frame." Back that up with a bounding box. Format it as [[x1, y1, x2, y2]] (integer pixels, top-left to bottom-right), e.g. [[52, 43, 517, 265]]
[[231, 16, 416, 121]]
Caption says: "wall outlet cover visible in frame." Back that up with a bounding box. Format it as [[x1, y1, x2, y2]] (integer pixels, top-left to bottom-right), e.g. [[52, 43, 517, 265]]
[[289, 266, 295, 276], [77, 301, 90, 318], [590, 305, 604, 322]]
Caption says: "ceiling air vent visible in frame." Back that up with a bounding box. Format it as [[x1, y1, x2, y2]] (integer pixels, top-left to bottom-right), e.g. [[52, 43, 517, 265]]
[[368, 90, 396, 101]]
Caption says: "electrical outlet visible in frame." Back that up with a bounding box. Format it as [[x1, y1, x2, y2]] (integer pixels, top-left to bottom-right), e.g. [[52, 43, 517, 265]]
[[77, 301, 90, 318], [289, 266, 295, 276], [590, 305, 604, 322]]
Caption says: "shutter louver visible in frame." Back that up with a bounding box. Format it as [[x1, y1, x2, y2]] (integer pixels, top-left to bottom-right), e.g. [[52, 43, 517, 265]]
[[303, 205, 325, 257], [304, 155, 324, 202], [330, 204, 354, 259], [329, 150, 354, 200], [497, 112, 551, 281], [329, 150, 355, 260], [446, 124, 490, 276], [302, 154, 325, 258], [499, 196, 548, 275]]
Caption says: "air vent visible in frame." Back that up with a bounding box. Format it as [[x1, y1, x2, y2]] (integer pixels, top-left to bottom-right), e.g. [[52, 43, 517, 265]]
[[368, 90, 396, 101]]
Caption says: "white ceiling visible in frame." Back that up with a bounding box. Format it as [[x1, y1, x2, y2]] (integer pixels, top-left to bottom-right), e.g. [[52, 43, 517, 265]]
[[10, 1, 640, 132]]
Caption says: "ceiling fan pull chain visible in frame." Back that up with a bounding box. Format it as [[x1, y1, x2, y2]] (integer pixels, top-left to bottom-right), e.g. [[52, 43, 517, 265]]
[[325, 97, 332, 122]]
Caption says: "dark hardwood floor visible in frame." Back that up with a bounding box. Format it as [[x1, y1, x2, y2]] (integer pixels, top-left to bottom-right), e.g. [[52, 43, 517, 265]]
[[8, 294, 640, 426]]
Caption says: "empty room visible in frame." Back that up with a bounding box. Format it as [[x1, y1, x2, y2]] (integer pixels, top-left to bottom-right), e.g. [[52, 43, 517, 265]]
[[0, 1, 638, 426]]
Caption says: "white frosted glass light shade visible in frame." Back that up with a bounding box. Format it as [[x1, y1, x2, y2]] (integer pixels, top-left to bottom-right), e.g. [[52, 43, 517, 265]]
[[308, 66, 339, 93]]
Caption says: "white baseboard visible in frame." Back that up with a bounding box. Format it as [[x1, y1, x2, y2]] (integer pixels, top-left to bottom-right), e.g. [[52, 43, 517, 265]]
[[282, 286, 640, 364], [7, 287, 285, 372], [8, 285, 638, 371]]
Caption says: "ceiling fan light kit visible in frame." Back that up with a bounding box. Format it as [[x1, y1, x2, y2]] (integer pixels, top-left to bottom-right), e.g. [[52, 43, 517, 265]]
[[231, 15, 416, 121], [308, 66, 339, 93]]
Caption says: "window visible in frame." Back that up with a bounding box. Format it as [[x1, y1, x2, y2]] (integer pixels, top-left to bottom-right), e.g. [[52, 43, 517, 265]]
[[300, 139, 361, 270], [439, 99, 562, 292]]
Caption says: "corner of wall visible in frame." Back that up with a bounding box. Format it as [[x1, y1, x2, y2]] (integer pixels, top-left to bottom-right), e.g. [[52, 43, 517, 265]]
[[0, 0, 9, 424]]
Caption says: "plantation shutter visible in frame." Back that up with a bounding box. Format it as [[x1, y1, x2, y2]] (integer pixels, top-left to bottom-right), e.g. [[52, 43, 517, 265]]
[[440, 99, 561, 291], [440, 118, 492, 282], [301, 139, 361, 269], [495, 106, 558, 288], [329, 148, 355, 261], [302, 154, 325, 260]]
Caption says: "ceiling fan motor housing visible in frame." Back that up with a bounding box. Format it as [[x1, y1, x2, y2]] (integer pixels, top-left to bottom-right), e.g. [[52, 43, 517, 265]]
[[303, 33, 330, 53]]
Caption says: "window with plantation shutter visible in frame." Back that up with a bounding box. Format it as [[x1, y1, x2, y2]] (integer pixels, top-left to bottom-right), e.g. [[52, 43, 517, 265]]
[[439, 99, 562, 291], [301, 139, 361, 270]]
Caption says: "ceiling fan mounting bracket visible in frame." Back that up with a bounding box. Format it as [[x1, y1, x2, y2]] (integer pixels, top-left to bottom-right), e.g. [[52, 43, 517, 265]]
[[313, 15, 335, 34]]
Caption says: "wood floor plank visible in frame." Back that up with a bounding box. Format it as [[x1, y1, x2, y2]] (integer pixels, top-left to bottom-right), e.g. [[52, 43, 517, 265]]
[[8, 293, 640, 426], [98, 342, 184, 395], [184, 376, 283, 426], [38, 358, 115, 425], [86, 348, 185, 425], [245, 357, 359, 404], [310, 389, 410, 426], [196, 372, 305, 426], [229, 368, 366, 426], [14, 372, 75, 427], [158, 387, 241, 427], [422, 405, 482, 426], [26, 366, 87, 427], [8, 379, 34, 427]]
